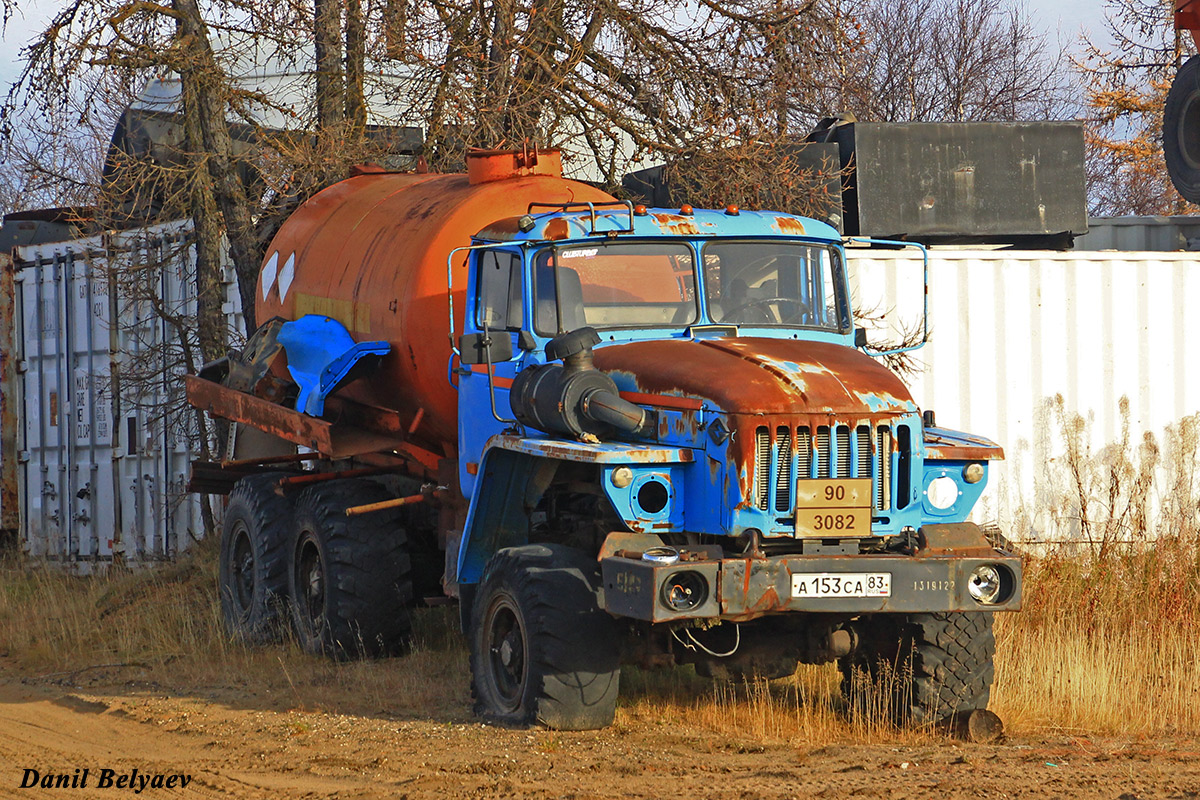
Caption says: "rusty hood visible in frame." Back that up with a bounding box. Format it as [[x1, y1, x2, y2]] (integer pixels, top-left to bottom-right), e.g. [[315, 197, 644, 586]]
[[593, 337, 917, 415]]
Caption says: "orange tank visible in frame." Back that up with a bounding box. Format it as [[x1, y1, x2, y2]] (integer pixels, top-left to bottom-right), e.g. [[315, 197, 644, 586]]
[[256, 150, 615, 453]]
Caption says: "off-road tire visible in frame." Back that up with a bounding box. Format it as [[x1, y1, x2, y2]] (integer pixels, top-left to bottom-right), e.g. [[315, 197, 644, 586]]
[[470, 544, 621, 730], [840, 611, 995, 726], [287, 480, 413, 659], [1164, 55, 1200, 203], [218, 473, 293, 644]]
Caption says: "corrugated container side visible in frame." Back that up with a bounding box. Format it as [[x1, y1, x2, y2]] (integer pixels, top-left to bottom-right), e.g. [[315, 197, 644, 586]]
[[848, 248, 1200, 542], [12, 221, 241, 567]]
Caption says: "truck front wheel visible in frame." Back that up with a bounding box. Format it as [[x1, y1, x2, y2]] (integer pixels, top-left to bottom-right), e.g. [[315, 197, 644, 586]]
[[470, 545, 621, 730], [218, 473, 292, 644], [841, 611, 995, 727], [287, 480, 414, 658]]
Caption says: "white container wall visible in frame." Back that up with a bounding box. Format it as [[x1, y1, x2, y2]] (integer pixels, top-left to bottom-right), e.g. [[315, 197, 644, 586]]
[[11, 221, 240, 565], [847, 248, 1200, 542]]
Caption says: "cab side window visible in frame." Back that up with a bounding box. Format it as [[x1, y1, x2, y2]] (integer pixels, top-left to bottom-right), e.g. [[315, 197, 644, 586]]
[[477, 251, 524, 331]]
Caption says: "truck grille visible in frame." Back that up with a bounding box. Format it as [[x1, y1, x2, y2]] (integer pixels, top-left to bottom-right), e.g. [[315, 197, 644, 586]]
[[754, 424, 901, 514]]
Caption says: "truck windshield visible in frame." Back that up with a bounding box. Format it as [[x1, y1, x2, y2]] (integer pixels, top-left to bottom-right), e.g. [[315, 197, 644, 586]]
[[533, 242, 697, 334], [702, 241, 848, 331]]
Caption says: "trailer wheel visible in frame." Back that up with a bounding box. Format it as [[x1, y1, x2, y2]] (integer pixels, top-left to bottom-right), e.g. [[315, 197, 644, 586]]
[[218, 473, 292, 644], [1164, 54, 1200, 204], [470, 544, 621, 730], [840, 611, 995, 726], [287, 480, 413, 658]]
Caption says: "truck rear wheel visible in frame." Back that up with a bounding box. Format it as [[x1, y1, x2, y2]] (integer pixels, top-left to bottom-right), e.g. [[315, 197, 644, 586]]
[[287, 480, 414, 658], [470, 544, 621, 730], [218, 473, 292, 644], [1164, 54, 1200, 204], [840, 611, 995, 726]]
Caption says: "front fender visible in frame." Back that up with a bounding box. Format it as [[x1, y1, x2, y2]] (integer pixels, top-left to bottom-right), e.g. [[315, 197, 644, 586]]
[[456, 436, 696, 588]]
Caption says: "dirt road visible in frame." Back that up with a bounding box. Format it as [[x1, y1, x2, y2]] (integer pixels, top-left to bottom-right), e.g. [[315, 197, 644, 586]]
[[0, 668, 1196, 800]]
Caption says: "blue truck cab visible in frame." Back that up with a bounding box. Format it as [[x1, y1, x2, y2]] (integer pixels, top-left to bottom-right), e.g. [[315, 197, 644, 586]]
[[450, 201, 1020, 729]]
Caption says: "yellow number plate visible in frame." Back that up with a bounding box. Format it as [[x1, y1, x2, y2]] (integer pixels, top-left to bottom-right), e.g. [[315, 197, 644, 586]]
[[795, 478, 871, 508], [795, 508, 871, 537]]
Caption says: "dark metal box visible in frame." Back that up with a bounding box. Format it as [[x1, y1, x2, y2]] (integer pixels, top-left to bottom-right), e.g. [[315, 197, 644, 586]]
[[829, 121, 1088, 246]]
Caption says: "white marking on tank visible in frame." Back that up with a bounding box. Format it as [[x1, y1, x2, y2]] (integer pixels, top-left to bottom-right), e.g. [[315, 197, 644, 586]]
[[261, 251, 279, 300], [278, 252, 296, 301]]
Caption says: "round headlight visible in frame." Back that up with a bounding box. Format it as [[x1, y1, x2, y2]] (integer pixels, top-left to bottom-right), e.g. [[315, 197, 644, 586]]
[[962, 463, 985, 484], [926, 476, 959, 509], [968, 565, 1002, 604], [661, 570, 708, 612], [611, 466, 633, 488]]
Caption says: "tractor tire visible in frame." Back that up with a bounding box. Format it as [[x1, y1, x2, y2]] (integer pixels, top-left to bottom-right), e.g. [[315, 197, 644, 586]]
[[1164, 54, 1200, 203], [470, 544, 621, 730], [840, 611, 995, 727], [218, 473, 293, 644], [287, 480, 414, 659]]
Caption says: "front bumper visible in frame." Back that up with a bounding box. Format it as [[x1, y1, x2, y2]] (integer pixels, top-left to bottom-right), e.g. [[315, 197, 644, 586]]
[[600, 550, 1022, 623]]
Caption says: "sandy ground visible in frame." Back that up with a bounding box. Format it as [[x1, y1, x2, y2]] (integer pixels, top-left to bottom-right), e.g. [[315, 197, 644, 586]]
[[0, 663, 1196, 800]]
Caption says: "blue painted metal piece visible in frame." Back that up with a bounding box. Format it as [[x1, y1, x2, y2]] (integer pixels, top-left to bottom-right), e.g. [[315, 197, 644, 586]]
[[450, 204, 1004, 593], [486, 434, 693, 464], [277, 315, 390, 416], [472, 207, 842, 244], [920, 460, 988, 521]]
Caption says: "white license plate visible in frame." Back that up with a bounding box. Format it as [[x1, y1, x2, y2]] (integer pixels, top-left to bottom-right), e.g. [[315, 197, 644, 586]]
[[791, 572, 892, 598]]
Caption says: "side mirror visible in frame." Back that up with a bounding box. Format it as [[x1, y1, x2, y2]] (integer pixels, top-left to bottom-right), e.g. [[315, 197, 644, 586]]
[[854, 327, 868, 348], [459, 332, 514, 365]]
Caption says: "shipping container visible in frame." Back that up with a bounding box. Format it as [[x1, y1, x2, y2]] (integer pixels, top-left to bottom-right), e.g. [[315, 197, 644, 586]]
[[1074, 216, 1200, 252], [7, 220, 241, 567], [847, 247, 1200, 542]]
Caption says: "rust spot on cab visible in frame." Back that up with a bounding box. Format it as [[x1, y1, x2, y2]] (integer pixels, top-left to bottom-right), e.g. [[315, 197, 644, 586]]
[[772, 216, 807, 235], [651, 213, 701, 236]]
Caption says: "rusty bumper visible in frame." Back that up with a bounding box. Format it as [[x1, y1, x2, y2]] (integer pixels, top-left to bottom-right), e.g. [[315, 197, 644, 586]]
[[601, 551, 1022, 623]]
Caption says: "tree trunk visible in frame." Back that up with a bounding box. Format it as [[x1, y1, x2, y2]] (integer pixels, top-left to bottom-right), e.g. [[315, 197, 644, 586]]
[[173, 0, 262, 333], [315, 0, 345, 135], [345, 0, 366, 139]]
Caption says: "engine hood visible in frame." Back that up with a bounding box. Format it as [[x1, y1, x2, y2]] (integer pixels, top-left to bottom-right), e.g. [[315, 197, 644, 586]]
[[592, 337, 917, 416]]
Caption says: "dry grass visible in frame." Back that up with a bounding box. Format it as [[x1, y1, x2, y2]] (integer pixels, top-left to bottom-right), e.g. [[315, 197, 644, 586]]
[[0, 534, 1198, 742], [0, 536, 470, 722], [0, 408, 1196, 743]]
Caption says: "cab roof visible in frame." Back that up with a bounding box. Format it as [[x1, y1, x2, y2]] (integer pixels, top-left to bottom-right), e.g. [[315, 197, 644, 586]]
[[473, 206, 841, 244]]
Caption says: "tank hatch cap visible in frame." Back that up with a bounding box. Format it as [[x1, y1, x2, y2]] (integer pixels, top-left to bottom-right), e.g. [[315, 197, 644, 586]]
[[467, 146, 562, 184]]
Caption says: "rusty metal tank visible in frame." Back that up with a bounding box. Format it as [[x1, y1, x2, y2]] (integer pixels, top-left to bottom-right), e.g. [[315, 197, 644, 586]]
[[256, 150, 615, 451]]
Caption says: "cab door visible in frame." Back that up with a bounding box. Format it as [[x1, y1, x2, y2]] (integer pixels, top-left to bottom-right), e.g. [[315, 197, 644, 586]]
[[457, 248, 529, 496]]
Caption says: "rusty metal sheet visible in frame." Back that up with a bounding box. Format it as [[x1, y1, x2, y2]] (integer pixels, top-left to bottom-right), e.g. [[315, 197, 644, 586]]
[[1177, 0, 1200, 45], [185, 375, 424, 464], [924, 425, 1005, 461], [771, 216, 807, 236], [601, 556, 721, 622], [916, 522, 995, 557], [649, 213, 702, 236], [594, 337, 916, 416], [717, 553, 1022, 622], [485, 434, 694, 464]]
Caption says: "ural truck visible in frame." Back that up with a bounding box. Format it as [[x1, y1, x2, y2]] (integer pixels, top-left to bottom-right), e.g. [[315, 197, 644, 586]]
[[186, 147, 1021, 731]]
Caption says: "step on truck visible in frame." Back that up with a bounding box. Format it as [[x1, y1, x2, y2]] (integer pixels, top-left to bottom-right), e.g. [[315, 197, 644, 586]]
[[186, 147, 1021, 732]]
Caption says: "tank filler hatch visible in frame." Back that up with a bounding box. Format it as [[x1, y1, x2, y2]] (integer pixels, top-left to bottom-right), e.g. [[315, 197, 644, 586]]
[[466, 145, 563, 184]]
